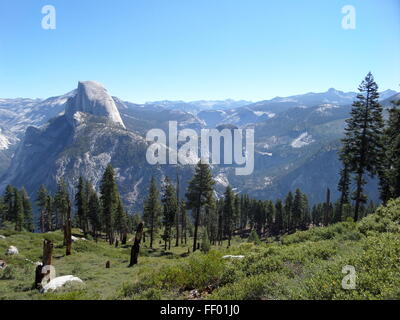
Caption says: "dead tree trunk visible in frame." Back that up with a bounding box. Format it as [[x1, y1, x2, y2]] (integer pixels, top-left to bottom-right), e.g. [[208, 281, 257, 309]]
[[121, 232, 127, 245], [34, 240, 53, 289], [129, 222, 144, 267], [64, 202, 72, 256]]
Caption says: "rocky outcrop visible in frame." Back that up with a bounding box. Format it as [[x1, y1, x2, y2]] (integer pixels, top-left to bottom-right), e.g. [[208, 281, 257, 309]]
[[40, 275, 84, 293], [65, 81, 125, 128], [5, 246, 19, 255]]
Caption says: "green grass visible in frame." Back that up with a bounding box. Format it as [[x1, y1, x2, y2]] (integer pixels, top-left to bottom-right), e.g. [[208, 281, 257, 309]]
[[1, 198, 400, 300]]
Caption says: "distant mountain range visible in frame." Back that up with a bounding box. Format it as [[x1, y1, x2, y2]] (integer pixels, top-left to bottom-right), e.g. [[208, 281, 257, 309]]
[[0, 83, 398, 213]]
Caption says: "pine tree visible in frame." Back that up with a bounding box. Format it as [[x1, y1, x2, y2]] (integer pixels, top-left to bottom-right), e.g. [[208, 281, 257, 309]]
[[284, 192, 293, 232], [21, 188, 34, 232], [340, 72, 384, 221], [54, 179, 70, 230], [379, 99, 400, 202], [301, 193, 310, 229], [13, 189, 24, 231], [114, 196, 129, 243], [274, 199, 284, 235], [338, 155, 351, 218], [161, 177, 178, 251], [186, 161, 215, 252], [323, 188, 333, 226], [75, 177, 89, 236], [143, 176, 161, 249], [3, 185, 15, 222], [0, 196, 5, 227], [265, 200, 274, 235], [222, 186, 235, 247], [88, 188, 101, 239], [36, 185, 48, 233], [292, 189, 304, 230], [239, 194, 249, 232], [179, 200, 187, 245], [175, 173, 180, 247], [100, 164, 119, 244], [45, 194, 54, 231]]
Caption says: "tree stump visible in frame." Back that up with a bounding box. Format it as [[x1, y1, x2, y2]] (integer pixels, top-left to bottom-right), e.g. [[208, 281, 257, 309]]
[[34, 239, 54, 289], [106, 261, 111, 268], [129, 222, 144, 267]]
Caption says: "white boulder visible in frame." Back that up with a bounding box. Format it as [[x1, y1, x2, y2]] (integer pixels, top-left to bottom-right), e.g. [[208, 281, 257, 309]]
[[6, 246, 19, 255], [222, 255, 245, 260], [0, 235, 6, 239], [41, 275, 84, 293], [71, 236, 87, 242]]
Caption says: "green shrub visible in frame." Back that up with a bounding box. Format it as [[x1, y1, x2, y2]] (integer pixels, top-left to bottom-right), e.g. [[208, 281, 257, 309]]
[[0, 265, 16, 280], [248, 230, 261, 244], [200, 230, 211, 253], [358, 198, 400, 235]]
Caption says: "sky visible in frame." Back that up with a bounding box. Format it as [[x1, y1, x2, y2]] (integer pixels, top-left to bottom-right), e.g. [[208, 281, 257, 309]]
[[0, 0, 399, 103]]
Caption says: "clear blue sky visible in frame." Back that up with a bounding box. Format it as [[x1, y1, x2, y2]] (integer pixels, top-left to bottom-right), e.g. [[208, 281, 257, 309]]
[[0, 0, 399, 103]]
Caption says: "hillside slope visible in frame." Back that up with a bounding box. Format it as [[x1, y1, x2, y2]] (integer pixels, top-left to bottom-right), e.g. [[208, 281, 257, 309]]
[[1, 198, 399, 300]]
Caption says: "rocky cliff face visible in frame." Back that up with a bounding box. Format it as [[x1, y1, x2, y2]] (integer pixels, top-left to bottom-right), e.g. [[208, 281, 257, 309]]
[[65, 81, 125, 129]]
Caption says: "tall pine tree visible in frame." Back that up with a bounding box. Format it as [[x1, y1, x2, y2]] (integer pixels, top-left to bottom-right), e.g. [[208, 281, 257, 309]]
[[186, 161, 215, 252], [143, 176, 161, 249], [340, 72, 384, 221]]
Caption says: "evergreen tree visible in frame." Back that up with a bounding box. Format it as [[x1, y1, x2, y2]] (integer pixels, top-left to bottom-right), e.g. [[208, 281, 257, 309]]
[[265, 200, 274, 235], [222, 185, 235, 247], [143, 176, 161, 249], [21, 188, 34, 232], [88, 188, 101, 239], [13, 189, 24, 231], [323, 188, 333, 226], [0, 196, 5, 227], [284, 192, 293, 232], [340, 72, 384, 221], [45, 194, 54, 231], [292, 189, 304, 230], [300, 193, 310, 229], [3, 185, 15, 222], [75, 177, 89, 236], [54, 179, 70, 230], [161, 177, 178, 250], [338, 156, 351, 218], [274, 199, 284, 235], [36, 185, 48, 233], [100, 164, 119, 244], [180, 201, 188, 245], [379, 99, 400, 202], [186, 161, 215, 252], [114, 196, 129, 242]]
